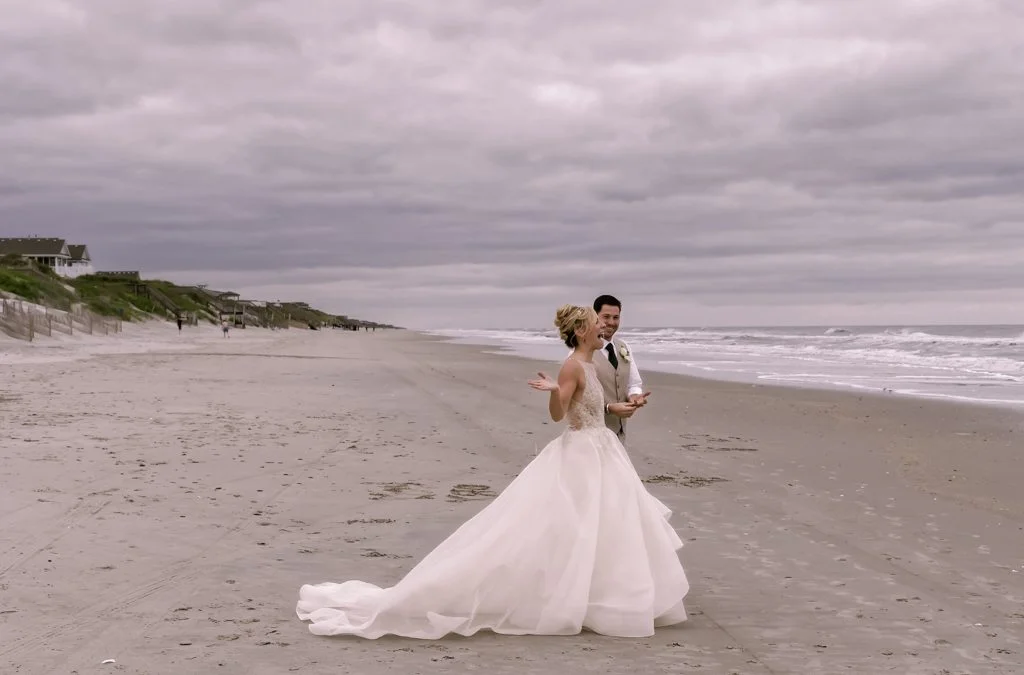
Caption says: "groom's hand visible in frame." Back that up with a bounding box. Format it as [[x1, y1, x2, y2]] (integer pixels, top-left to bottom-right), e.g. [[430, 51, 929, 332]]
[[608, 401, 638, 418], [628, 392, 651, 407]]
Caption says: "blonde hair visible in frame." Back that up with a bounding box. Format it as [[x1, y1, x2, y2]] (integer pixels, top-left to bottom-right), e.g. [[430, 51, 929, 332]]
[[554, 304, 595, 348]]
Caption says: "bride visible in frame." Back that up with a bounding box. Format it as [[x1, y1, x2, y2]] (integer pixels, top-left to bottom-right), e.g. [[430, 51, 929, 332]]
[[296, 304, 690, 639]]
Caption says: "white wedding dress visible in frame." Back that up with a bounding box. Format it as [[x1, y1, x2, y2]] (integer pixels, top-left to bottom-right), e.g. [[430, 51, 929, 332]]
[[296, 361, 689, 639]]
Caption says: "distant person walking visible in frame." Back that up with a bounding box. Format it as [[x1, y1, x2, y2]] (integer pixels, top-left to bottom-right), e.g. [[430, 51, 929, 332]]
[[221, 319, 230, 338], [177, 316, 183, 332]]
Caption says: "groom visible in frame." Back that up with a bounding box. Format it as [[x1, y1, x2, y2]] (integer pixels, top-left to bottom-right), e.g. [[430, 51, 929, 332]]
[[592, 294, 648, 441]]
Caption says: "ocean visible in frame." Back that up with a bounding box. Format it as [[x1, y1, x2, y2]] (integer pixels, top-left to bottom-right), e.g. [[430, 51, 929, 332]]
[[429, 325, 1024, 408]]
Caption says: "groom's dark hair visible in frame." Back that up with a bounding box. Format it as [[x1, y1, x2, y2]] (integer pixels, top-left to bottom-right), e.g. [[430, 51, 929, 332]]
[[593, 294, 621, 312]]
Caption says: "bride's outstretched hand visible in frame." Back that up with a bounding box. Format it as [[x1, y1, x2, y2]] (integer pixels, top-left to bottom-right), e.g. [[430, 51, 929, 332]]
[[528, 372, 559, 392]]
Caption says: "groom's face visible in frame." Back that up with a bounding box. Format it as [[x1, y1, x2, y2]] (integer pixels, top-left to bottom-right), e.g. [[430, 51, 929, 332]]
[[596, 304, 620, 339]]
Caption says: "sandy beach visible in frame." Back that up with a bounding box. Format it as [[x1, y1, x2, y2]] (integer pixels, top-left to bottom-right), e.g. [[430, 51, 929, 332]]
[[2, 327, 1022, 674]]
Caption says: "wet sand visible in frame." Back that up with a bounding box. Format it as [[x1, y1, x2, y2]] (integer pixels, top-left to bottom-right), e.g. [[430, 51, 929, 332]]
[[1, 328, 1021, 674]]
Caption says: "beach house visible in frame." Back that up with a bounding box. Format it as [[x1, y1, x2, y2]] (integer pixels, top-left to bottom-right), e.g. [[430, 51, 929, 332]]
[[65, 244, 95, 277], [0, 237, 95, 278]]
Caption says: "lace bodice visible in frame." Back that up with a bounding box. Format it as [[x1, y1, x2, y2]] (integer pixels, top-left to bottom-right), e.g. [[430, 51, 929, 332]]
[[566, 361, 605, 430]]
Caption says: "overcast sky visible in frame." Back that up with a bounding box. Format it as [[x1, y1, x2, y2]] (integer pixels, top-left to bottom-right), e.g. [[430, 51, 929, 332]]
[[1, 1, 1022, 328]]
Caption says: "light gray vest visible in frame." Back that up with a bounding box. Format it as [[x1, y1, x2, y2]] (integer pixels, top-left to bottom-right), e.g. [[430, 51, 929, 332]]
[[593, 337, 630, 437]]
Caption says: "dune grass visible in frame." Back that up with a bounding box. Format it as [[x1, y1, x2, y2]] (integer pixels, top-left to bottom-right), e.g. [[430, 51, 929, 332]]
[[0, 256, 395, 328], [0, 265, 78, 310]]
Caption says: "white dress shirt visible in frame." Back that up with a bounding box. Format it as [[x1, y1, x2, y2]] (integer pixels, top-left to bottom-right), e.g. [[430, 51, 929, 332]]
[[564, 337, 644, 398], [598, 337, 644, 398]]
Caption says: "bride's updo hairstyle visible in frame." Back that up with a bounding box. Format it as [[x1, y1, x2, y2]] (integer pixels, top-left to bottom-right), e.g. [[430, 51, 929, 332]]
[[554, 304, 595, 349]]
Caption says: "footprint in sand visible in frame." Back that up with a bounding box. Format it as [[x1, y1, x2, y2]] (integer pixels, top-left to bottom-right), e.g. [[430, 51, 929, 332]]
[[678, 433, 759, 452], [366, 481, 435, 500], [446, 484, 497, 503], [361, 548, 412, 559], [643, 473, 728, 488]]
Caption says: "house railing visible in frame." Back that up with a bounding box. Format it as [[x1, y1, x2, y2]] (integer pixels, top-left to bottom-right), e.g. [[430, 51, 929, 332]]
[[55, 264, 96, 279]]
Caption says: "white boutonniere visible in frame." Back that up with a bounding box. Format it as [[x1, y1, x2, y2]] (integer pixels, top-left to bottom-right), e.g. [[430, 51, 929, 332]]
[[618, 344, 631, 363]]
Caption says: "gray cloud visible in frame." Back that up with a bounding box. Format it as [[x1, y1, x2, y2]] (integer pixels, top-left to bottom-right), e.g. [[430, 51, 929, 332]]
[[1, 0, 1022, 327]]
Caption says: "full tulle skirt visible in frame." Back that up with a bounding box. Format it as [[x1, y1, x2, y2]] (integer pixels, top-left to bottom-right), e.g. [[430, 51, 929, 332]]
[[296, 426, 689, 639]]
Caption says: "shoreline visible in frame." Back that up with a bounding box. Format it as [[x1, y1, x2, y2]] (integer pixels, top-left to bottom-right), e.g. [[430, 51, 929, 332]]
[[426, 331, 1024, 414], [2, 329, 1021, 673], [422, 331, 1024, 516]]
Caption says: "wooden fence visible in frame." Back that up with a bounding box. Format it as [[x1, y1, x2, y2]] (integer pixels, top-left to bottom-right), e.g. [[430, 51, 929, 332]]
[[0, 299, 122, 342]]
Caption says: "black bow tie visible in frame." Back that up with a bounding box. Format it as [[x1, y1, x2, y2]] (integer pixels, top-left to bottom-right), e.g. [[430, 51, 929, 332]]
[[605, 343, 619, 369]]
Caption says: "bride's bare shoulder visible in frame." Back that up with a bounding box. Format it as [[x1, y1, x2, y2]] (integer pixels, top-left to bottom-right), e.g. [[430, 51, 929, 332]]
[[558, 357, 588, 382]]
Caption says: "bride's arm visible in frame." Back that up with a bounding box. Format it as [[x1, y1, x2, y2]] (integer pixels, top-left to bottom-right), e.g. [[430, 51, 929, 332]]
[[548, 360, 581, 422], [529, 360, 582, 422]]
